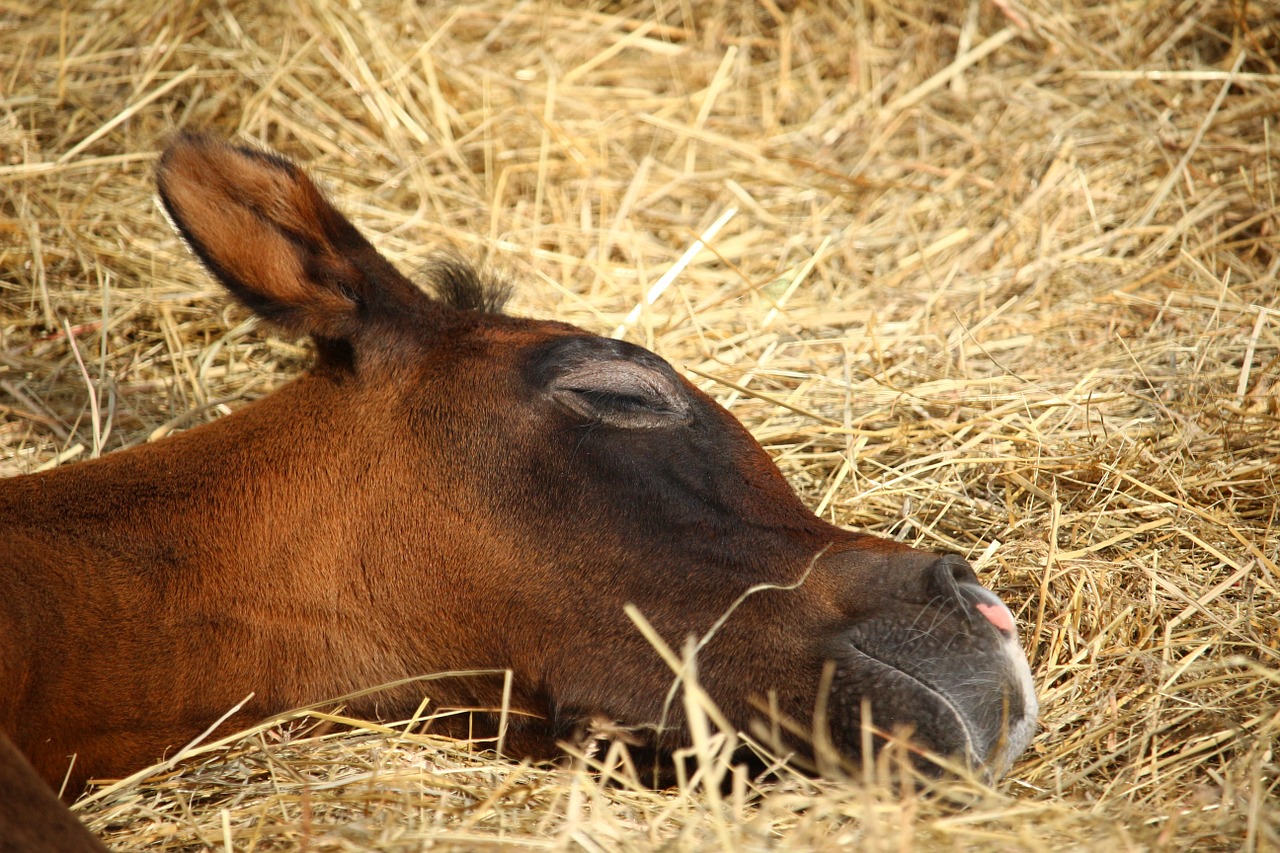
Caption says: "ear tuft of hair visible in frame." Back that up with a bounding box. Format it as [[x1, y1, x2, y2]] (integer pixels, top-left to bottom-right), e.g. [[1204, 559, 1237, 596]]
[[421, 256, 512, 315]]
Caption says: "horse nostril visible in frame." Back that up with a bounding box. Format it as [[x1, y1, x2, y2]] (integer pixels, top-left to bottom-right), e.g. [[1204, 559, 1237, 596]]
[[928, 555, 1018, 636], [929, 553, 979, 598]]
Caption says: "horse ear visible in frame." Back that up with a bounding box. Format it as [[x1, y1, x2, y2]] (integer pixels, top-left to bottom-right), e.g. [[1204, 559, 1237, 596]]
[[155, 133, 429, 343]]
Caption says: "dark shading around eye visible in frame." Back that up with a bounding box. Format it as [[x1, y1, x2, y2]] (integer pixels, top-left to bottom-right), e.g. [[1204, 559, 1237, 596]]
[[420, 256, 513, 314]]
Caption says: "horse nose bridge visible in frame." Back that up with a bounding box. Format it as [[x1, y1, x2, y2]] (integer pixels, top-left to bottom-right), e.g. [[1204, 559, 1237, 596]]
[[816, 543, 984, 616]]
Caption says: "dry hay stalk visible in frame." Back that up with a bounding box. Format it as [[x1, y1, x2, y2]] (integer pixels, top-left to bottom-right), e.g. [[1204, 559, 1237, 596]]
[[2, 0, 1278, 849]]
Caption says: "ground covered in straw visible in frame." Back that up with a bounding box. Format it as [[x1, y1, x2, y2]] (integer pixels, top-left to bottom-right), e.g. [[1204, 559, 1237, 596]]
[[2, 0, 1278, 850]]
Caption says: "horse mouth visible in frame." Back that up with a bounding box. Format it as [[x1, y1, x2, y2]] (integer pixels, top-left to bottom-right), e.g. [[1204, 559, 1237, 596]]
[[832, 620, 1038, 779], [842, 640, 980, 757]]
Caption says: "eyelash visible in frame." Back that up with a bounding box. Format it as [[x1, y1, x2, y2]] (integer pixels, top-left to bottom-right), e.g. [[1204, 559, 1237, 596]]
[[570, 389, 660, 411]]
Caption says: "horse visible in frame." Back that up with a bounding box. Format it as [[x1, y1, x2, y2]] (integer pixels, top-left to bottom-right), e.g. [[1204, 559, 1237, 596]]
[[0, 135, 1036, 834]]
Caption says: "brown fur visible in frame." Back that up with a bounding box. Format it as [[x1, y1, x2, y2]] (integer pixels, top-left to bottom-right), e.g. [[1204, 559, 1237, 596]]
[[0, 137, 1036, 842]]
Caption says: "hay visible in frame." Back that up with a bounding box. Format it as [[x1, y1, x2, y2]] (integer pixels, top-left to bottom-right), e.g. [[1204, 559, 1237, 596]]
[[2, 0, 1278, 848]]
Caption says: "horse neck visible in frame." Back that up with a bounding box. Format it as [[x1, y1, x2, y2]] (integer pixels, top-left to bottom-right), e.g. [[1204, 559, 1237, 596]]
[[1, 373, 380, 560]]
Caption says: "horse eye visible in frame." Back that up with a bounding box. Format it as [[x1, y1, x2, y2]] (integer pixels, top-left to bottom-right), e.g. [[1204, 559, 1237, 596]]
[[567, 387, 667, 413], [550, 365, 689, 428]]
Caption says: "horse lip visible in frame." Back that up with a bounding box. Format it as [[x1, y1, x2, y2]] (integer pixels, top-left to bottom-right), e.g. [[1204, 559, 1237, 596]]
[[953, 583, 1041, 768]]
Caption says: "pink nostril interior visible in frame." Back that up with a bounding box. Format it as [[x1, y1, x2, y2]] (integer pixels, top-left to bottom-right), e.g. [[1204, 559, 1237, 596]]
[[976, 601, 1016, 634]]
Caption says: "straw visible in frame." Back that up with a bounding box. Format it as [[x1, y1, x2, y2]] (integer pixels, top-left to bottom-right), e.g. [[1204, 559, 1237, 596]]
[[2, 0, 1277, 849]]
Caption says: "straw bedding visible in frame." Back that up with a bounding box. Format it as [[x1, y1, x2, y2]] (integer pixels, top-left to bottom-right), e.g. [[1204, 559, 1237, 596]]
[[2, 0, 1277, 849]]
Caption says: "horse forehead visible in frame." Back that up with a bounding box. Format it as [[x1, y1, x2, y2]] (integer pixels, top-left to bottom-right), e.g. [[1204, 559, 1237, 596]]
[[430, 313, 587, 358], [374, 317, 599, 408]]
